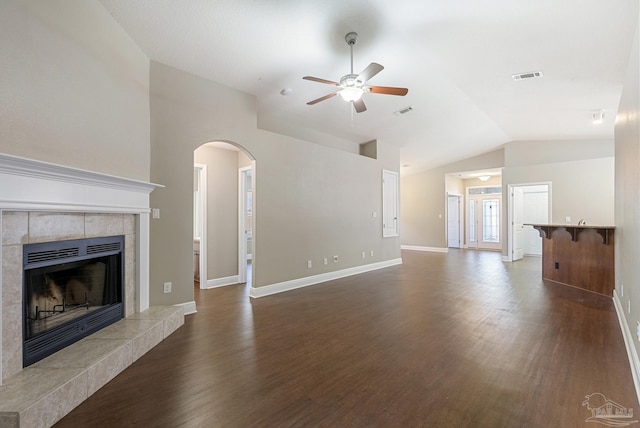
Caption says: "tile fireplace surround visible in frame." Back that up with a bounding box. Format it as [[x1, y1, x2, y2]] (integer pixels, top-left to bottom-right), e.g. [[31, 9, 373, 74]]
[[0, 154, 184, 427]]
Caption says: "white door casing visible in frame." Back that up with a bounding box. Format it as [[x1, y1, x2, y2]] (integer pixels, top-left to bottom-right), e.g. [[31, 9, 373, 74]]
[[513, 187, 524, 261], [447, 195, 462, 248]]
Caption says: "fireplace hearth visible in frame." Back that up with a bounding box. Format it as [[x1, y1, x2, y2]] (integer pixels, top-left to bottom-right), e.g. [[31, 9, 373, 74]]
[[23, 235, 124, 366]]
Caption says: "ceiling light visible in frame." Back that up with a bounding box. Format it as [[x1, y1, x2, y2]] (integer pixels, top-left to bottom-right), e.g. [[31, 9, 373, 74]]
[[339, 87, 364, 102], [592, 110, 605, 124], [478, 175, 491, 182]]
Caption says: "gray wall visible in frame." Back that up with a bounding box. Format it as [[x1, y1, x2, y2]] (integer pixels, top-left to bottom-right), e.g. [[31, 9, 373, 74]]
[[503, 155, 614, 225], [149, 61, 401, 306], [401, 149, 504, 249], [615, 11, 640, 371], [0, 0, 150, 181], [402, 139, 615, 253]]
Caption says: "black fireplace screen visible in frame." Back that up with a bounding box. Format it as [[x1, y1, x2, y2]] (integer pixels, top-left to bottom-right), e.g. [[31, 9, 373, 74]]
[[23, 235, 124, 366]]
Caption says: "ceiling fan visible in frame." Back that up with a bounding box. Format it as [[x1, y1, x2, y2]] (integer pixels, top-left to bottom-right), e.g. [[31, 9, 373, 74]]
[[303, 32, 408, 113]]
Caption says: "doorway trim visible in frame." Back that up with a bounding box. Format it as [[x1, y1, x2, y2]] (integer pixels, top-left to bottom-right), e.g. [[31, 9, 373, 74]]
[[238, 165, 253, 284], [447, 193, 463, 248], [194, 163, 208, 289], [506, 182, 552, 262]]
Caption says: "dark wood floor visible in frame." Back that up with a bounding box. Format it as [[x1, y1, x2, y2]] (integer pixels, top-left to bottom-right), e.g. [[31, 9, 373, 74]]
[[55, 250, 638, 427]]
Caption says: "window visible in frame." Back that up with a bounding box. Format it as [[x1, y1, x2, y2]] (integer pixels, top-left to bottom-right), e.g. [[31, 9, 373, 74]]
[[483, 199, 499, 242], [468, 186, 502, 195]]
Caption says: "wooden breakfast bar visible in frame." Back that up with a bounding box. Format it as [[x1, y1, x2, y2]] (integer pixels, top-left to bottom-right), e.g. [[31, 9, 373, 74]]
[[529, 224, 615, 296]]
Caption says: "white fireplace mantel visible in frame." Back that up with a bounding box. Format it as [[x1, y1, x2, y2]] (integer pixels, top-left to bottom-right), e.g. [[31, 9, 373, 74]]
[[0, 153, 162, 385], [0, 153, 162, 212]]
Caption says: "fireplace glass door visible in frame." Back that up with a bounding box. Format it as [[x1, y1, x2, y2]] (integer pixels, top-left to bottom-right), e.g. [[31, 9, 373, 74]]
[[22, 235, 124, 366]]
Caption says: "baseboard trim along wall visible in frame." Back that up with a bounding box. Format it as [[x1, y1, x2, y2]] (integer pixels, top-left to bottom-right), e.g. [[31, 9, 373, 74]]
[[401, 245, 448, 253], [175, 301, 197, 315], [249, 258, 403, 298], [205, 275, 240, 289], [613, 290, 640, 404]]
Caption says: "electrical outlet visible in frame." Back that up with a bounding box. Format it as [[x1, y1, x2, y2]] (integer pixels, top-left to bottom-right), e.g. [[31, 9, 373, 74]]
[[163, 282, 172, 293], [323, 258, 328, 265], [362, 251, 366, 259], [152, 208, 160, 219], [333, 255, 339, 263], [370, 250, 374, 257], [307, 260, 312, 269], [565, 216, 571, 223]]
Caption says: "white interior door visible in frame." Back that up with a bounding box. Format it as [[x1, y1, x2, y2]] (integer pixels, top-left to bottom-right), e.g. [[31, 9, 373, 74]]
[[513, 187, 524, 261], [509, 184, 550, 261], [522, 187, 549, 255], [447, 195, 461, 248]]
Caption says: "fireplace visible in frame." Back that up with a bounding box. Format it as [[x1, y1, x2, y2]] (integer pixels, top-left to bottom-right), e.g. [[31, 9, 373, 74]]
[[22, 235, 124, 366]]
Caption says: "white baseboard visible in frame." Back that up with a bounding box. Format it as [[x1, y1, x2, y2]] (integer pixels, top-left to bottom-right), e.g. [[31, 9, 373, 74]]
[[249, 258, 403, 299], [502, 256, 512, 262], [401, 245, 448, 253], [175, 300, 197, 315], [613, 290, 640, 404], [204, 275, 239, 289]]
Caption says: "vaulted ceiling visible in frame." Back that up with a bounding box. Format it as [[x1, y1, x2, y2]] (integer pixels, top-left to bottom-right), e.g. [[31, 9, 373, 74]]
[[99, 0, 638, 174]]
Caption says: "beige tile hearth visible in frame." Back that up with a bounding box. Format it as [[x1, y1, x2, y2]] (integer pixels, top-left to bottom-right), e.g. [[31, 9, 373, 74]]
[[0, 306, 184, 428]]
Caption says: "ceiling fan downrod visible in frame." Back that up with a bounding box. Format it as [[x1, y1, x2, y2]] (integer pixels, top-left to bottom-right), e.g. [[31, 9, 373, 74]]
[[345, 32, 358, 75]]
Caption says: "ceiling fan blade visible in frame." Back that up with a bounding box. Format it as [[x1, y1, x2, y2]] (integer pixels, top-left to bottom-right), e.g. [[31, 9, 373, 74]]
[[303, 76, 340, 86], [353, 98, 367, 113], [356, 63, 384, 83], [367, 86, 409, 96], [307, 92, 338, 105]]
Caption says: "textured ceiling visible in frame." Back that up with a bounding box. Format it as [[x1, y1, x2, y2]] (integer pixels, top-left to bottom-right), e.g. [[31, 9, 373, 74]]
[[99, 0, 638, 174]]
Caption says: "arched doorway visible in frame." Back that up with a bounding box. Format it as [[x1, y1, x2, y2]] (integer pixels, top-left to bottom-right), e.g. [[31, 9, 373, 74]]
[[193, 141, 256, 291]]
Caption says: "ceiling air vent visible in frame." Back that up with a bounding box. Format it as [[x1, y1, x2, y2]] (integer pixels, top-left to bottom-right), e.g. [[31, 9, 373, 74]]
[[512, 71, 543, 81], [394, 106, 413, 116]]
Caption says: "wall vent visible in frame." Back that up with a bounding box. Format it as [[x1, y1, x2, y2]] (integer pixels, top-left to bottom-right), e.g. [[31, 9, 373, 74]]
[[394, 106, 413, 116], [512, 71, 543, 81]]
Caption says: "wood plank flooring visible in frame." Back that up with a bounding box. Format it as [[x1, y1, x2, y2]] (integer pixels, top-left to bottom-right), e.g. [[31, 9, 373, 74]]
[[54, 250, 638, 427]]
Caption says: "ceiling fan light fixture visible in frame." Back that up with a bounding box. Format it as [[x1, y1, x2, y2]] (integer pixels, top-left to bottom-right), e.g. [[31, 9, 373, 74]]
[[339, 87, 364, 102], [478, 175, 491, 182]]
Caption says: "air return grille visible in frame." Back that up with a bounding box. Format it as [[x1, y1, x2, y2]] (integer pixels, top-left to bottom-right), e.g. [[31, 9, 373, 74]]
[[512, 71, 543, 81], [394, 106, 413, 116]]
